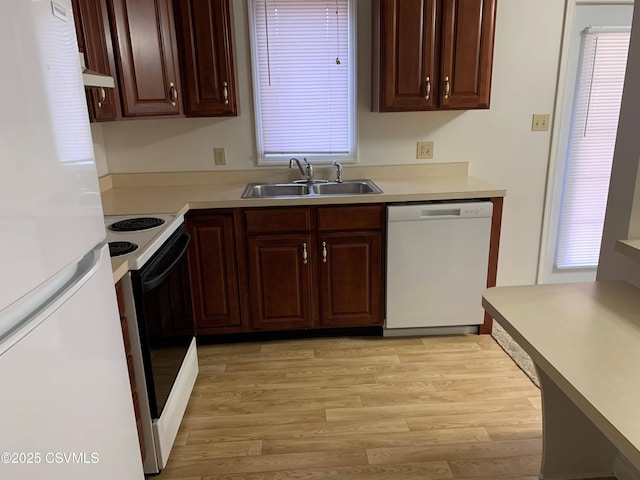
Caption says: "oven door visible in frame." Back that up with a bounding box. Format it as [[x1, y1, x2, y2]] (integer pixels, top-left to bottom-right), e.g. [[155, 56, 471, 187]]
[[131, 225, 195, 419]]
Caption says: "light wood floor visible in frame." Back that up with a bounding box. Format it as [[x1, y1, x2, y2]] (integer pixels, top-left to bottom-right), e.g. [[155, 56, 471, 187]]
[[153, 334, 606, 479]]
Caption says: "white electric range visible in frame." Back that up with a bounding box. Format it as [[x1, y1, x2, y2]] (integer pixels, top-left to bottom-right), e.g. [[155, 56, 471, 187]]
[[104, 212, 198, 474]]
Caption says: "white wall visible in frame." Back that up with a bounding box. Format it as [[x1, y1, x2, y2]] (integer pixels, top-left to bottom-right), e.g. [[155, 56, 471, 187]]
[[598, 1, 640, 286], [99, 0, 565, 288], [91, 124, 109, 177]]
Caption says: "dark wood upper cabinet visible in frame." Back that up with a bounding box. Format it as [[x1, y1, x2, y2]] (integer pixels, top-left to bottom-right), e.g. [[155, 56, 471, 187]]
[[372, 0, 497, 111], [72, 0, 121, 121], [440, 0, 496, 109], [109, 0, 183, 117], [175, 0, 238, 117], [372, 0, 438, 111]]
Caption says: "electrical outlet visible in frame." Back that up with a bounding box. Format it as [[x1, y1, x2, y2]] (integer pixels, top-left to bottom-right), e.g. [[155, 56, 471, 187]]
[[417, 141, 434, 160], [213, 147, 226, 166], [532, 114, 550, 132]]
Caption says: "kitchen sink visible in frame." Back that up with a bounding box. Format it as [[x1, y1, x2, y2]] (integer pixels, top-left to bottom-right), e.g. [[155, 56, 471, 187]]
[[313, 181, 382, 195], [241, 180, 382, 198], [241, 183, 311, 198]]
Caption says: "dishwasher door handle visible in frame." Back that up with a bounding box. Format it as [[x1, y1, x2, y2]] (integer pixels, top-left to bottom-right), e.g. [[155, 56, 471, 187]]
[[420, 208, 461, 218]]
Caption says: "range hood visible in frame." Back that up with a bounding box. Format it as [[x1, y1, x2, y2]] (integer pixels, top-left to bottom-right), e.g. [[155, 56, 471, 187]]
[[79, 53, 115, 88]]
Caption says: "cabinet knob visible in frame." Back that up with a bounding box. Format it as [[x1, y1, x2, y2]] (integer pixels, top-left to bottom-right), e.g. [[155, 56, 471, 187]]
[[169, 81, 178, 106], [443, 76, 450, 100], [97, 87, 106, 108], [302, 242, 308, 265], [223, 81, 229, 105], [322, 241, 327, 263], [424, 76, 431, 101]]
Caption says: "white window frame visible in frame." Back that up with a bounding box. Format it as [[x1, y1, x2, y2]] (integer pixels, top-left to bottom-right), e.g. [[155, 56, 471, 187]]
[[247, 0, 358, 165], [538, 2, 633, 284]]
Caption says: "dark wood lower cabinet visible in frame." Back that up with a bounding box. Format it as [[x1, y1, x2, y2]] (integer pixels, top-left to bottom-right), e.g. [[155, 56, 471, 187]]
[[246, 234, 315, 331], [242, 205, 385, 331], [186, 206, 385, 335], [186, 213, 242, 334], [319, 233, 383, 327], [115, 281, 145, 462]]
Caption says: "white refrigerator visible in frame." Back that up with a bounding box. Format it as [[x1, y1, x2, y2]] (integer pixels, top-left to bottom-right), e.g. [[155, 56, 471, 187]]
[[0, 1, 144, 479]]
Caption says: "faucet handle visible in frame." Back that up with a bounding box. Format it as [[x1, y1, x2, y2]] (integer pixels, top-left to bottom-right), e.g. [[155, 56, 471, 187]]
[[303, 158, 314, 181], [333, 160, 343, 183]]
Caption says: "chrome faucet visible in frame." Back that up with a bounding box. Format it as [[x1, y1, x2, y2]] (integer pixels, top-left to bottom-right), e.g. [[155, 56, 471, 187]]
[[333, 160, 343, 183], [289, 157, 314, 182]]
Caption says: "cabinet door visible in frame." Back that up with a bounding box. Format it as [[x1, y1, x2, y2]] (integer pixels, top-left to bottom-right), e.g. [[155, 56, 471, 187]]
[[72, 0, 121, 121], [319, 233, 383, 327], [247, 235, 314, 331], [110, 0, 182, 116], [440, 0, 497, 109], [175, 0, 238, 116], [115, 281, 145, 462], [372, 0, 438, 111], [187, 214, 242, 333]]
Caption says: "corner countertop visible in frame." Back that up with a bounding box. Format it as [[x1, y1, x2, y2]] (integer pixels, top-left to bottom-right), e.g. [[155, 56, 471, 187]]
[[615, 239, 640, 262], [482, 281, 640, 469], [102, 164, 506, 282]]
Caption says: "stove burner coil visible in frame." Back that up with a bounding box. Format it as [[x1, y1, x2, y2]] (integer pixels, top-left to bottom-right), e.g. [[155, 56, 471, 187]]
[[108, 241, 138, 257], [108, 217, 165, 232]]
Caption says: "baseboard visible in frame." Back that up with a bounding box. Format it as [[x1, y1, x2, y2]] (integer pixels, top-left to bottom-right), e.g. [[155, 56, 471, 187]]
[[383, 325, 479, 337]]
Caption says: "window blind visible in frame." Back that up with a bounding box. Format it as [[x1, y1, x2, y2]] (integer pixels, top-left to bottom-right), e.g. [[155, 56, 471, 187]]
[[555, 28, 630, 269], [250, 0, 353, 162]]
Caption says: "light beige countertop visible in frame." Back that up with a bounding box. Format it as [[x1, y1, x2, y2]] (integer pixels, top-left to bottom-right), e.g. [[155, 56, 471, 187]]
[[111, 258, 129, 284], [100, 163, 505, 216], [483, 281, 640, 470], [101, 164, 505, 281], [616, 239, 640, 262]]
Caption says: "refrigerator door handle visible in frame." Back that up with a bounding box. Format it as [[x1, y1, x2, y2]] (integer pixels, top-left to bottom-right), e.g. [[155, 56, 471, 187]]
[[0, 246, 104, 353]]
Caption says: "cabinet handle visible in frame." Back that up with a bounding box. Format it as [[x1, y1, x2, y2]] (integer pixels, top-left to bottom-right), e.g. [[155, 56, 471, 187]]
[[223, 81, 229, 105], [97, 87, 106, 108], [322, 241, 327, 263], [443, 76, 450, 100], [302, 242, 308, 265], [169, 81, 178, 106], [424, 76, 431, 100]]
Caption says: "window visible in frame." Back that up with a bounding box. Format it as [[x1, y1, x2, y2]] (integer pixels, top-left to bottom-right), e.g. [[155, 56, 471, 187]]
[[248, 0, 356, 164], [555, 28, 630, 270], [540, 3, 632, 285]]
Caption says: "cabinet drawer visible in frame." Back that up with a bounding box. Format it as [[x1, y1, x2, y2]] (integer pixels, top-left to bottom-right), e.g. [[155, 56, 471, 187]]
[[244, 208, 312, 234], [317, 204, 385, 231]]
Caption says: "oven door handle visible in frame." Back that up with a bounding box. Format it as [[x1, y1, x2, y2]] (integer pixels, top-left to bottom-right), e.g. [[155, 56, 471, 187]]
[[141, 232, 191, 293]]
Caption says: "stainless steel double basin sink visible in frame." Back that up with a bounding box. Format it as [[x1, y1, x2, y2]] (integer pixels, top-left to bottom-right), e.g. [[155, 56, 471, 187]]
[[241, 180, 382, 198]]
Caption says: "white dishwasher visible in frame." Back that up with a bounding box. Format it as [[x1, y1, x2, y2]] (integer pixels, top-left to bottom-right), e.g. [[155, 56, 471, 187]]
[[385, 201, 493, 335]]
